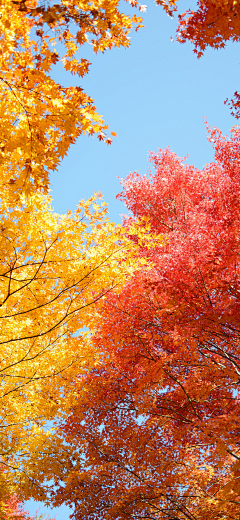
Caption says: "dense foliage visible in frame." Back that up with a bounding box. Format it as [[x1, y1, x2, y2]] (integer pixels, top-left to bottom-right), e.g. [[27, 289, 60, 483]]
[[1, 1, 240, 518]]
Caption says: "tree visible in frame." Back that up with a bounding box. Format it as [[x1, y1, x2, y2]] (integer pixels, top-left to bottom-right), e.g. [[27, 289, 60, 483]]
[[157, 0, 240, 56], [176, 0, 240, 56], [0, 0, 143, 201], [155, 0, 240, 117], [0, 0, 148, 500], [54, 125, 240, 519]]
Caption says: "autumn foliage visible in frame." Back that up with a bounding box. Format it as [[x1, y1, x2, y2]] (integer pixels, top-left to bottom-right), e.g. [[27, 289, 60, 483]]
[[54, 126, 240, 519], [177, 0, 240, 116], [176, 0, 240, 55], [157, 0, 240, 54], [160, 0, 240, 117], [155, 0, 240, 116], [1, 0, 240, 517]]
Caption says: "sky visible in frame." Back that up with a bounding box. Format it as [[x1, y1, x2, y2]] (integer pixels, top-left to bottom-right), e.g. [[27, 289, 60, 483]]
[[26, 0, 240, 518], [48, 0, 240, 224]]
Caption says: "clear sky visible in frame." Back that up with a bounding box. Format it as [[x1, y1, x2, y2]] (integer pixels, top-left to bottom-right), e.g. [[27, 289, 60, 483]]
[[26, 0, 240, 517]]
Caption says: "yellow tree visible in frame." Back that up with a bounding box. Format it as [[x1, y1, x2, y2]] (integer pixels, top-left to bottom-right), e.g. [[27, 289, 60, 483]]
[[0, 188, 146, 502], [0, 0, 147, 506]]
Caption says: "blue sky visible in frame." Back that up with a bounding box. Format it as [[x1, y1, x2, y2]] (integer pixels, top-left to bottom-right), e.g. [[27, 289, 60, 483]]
[[26, 0, 240, 517], [48, 0, 240, 224]]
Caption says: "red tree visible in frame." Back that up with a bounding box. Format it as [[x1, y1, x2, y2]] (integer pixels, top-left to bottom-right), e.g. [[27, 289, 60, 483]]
[[53, 126, 240, 519]]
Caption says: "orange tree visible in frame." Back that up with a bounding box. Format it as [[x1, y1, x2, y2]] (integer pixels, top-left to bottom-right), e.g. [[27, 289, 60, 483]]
[[0, 0, 144, 202], [54, 126, 240, 519]]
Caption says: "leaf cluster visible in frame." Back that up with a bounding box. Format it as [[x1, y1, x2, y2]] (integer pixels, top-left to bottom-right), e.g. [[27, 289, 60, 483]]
[[0, 0, 144, 201]]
